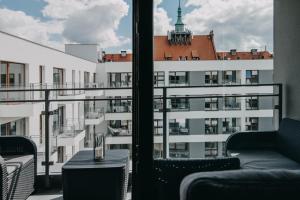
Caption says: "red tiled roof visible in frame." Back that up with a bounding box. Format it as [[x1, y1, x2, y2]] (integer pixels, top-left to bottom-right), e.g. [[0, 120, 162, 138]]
[[102, 53, 132, 62], [153, 35, 217, 61], [102, 34, 273, 62], [217, 51, 273, 60]]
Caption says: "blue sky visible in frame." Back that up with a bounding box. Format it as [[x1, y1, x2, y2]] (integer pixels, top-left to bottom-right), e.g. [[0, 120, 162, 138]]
[[0, 0, 273, 52]]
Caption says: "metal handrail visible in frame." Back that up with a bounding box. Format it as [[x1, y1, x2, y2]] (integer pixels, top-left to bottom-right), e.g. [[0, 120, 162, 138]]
[[0, 83, 283, 188]]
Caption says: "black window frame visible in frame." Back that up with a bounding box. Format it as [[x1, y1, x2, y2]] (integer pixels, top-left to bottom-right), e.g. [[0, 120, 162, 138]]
[[205, 71, 219, 85]]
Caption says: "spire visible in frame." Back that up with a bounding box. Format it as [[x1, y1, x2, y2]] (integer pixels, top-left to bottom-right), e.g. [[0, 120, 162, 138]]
[[175, 0, 184, 32]]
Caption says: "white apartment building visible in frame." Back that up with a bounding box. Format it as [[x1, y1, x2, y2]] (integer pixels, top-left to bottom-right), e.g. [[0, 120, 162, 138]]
[[0, 31, 102, 173], [0, 4, 276, 172]]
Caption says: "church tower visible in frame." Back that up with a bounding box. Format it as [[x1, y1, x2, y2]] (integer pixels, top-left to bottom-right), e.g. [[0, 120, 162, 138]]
[[168, 0, 193, 45]]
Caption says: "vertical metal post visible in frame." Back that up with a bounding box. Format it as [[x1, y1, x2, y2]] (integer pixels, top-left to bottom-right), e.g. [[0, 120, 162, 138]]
[[132, 0, 154, 199], [44, 89, 50, 188], [163, 87, 167, 159], [278, 84, 283, 124]]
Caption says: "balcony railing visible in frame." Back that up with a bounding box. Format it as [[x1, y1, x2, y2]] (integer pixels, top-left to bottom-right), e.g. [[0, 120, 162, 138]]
[[107, 105, 132, 113], [0, 83, 282, 185]]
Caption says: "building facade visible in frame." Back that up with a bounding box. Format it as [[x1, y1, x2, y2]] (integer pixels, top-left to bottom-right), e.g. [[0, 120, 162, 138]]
[[0, 3, 275, 173]]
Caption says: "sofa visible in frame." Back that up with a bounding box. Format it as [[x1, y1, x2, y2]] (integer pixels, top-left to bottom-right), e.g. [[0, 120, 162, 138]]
[[0, 136, 37, 200], [180, 118, 300, 200], [154, 157, 240, 200]]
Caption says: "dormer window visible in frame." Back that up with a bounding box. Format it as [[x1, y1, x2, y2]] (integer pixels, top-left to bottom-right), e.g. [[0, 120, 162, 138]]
[[251, 49, 258, 55], [230, 49, 237, 56], [121, 51, 127, 57]]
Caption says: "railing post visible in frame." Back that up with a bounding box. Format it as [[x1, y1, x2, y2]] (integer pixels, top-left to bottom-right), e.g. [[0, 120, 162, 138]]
[[163, 87, 168, 159], [44, 89, 50, 188], [278, 84, 283, 124]]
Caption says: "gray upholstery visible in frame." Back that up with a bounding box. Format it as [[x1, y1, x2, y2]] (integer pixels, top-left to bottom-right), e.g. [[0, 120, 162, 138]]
[[180, 118, 300, 200], [180, 169, 300, 200], [277, 118, 300, 163], [0, 136, 36, 200], [230, 150, 300, 170], [3, 155, 35, 200]]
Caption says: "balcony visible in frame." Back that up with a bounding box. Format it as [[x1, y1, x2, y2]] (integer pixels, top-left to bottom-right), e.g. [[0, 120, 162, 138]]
[[108, 126, 131, 136], [107, 105, 132, 113], [0, 83, 282, 199], [85, 108, 105, 125], [55, 119, 85, 146], [84, 82, 104, 96]]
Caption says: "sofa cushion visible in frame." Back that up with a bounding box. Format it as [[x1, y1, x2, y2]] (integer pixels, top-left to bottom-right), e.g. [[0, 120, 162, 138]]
[[180, 169, 300, 200], [278, 118, 300, 163], [230, 150, 300, 170]]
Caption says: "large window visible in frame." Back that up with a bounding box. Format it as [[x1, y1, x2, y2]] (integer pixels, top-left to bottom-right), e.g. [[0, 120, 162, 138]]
[[205, 71, 218, 85], [246, 117, 259, 131], [0, 118, 26, 136], [224, 97, 241, 110], [223, 71, 237, 84], [170, 97, 189, 111], [0, 62, 25, 87], [246, 70, 259, 84], [154, 71, 165, 87], [154, 97, 163, 112], [53, 68, 64, 86], [246, 96, 259, 110], [222, 118, 241, 134], [205, 118, 218, 134], [108, 97, 132, 113], [108, 72, 132, 88], [205, 142, 218, 158], [154, 120, 163, 136], [169, 143, 189, 158], [169, 71, 189, 86], [205, 98, 218, 111], [169, 119, 189, 135], [108, 120, 132, 136]]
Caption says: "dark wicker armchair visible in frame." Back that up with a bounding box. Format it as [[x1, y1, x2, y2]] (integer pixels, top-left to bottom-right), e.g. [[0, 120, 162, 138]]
[[0, 136, 37, 200], [153, 157, 240, 200]]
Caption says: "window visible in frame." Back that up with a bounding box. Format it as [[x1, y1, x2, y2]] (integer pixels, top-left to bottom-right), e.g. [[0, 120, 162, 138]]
[[246, 117, 259, 131], [154, 97, 163, 112], [0, 62, 25, 87], [246, 70, 259, 84], [154, 71, 165, 87], [205, 71, 218, 85], [169, 143, 189, 158], [170, 97, 189, 111], [109, 120, 132, 136], [223, 71, 237, 84], [53, 68, 64, 86], [108, 97, 132, 113], [224, 97, 241, 110], [205, 118, 218, 134], [205, 98, 218, 111], [109, 72, 132, 88], [222, 118, 240, 134], [246, 96, 259, 110], [154, 120, 163, 136], [169, 71, 189, 86], [205, 142, 218, 158], [169, 119, 189, 135]]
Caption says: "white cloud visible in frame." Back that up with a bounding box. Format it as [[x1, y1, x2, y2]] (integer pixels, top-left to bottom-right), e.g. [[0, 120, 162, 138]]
[[0, 8, 64, 50], [43, 0, 130, 49], [184, 0, 273, 51], [154, 0, 172, 35]]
